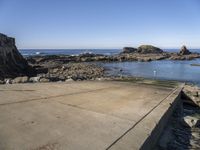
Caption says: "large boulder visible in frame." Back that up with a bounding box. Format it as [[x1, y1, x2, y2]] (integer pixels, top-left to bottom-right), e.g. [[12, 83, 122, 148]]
[[29, 76, 41, 83], [122, 47, 137, 53], [12, 76, 29, 84], [180, 45, 191, 55], [39, 77, 50, 82], [181, 116, 200, 128], [137, 45, 163, 54], [0, 33, 34, 79]]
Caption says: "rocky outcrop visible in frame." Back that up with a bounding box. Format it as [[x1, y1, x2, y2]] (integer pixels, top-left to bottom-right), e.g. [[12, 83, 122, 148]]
[[28, 53, 170, 64], [182, 85, 200, 106], [12, 76, 29, 84], [38, 63, 105, 81], [179, 45, 191, 55], [0, 33, 34, 79], [122, 47, 137, 53], [122, 45, 163, 54], [169, 53, 200, 60], [137, 45, 163, 54]]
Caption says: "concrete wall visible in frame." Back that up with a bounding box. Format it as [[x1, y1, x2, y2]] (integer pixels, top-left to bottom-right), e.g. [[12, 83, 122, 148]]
[[109, 85, 184, 150], [140, 86, 183, 150]]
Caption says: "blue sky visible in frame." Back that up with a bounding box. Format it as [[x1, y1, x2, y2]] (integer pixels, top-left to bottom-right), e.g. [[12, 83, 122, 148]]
[[0, 0, 200, 49]]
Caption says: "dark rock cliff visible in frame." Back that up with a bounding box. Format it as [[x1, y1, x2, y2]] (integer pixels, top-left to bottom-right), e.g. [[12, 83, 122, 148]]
[[0, 33, 34, 79]]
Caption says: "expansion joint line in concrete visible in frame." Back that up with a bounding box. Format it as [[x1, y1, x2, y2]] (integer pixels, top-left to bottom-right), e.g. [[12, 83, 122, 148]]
[[106, 86, 181, 150], [58, 101, 134, 122], [0, 86, 120, 106]]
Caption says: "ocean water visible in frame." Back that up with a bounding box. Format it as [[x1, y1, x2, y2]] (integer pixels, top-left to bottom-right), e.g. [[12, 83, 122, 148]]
[[19, 49, 121, 56], [19, 49, 200, 85], [19, 48, 200, 56]]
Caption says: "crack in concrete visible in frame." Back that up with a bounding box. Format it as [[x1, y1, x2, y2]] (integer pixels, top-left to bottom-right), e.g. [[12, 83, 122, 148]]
[[0, 89, 35, 92], [57, 101, 134, 122], [0, 86, 120, 106]]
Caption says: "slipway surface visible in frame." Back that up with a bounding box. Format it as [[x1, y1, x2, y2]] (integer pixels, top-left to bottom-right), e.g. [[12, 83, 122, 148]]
[[0, 81, 181, 150]]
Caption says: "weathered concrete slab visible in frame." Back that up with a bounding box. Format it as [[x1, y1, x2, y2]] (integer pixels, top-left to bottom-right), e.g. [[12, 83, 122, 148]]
[[0, 81, 181, 150]]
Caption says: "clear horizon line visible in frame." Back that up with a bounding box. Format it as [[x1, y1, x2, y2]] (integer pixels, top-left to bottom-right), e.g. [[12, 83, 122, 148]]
[[19, 47, 200, 50]]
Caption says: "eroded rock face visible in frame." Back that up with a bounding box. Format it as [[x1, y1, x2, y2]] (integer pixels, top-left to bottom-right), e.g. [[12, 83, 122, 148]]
[[137, 45, 163, 54], [122, 47, 137, 53], [0, 33, 34, 79], [180, 45, 191, 55]]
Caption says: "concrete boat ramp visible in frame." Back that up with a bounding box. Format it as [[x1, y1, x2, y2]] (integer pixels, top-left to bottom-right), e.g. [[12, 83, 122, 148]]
[[0, 80, 183, 150]]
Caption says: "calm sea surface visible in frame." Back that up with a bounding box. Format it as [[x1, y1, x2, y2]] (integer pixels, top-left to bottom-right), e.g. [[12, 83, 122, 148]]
[[19, 48, 200, 56], [103, 60, 200, 85], [19, 49, 200, 85], [19, 49, 121, 56]]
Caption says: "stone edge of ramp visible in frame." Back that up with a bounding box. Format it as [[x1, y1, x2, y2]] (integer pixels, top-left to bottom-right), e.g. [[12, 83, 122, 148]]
[[107, 84, 184, 150]]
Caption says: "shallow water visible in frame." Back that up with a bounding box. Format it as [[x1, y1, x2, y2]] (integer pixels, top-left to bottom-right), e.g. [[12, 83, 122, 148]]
[[103, 59, 200, 85]]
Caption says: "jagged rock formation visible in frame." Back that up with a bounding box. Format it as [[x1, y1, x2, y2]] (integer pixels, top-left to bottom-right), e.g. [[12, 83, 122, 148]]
[[179, 45, 191, 55], [0, 33, 34, 79], [122, 47, 137, 53], [137, 45, 163, 54]]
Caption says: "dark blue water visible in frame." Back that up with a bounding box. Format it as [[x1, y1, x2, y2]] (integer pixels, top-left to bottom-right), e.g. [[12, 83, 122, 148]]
[[19, 48, 200, 56], [19, 49, 121, 56], [19, 49, 200, 85], [19, 49, 200, 56]]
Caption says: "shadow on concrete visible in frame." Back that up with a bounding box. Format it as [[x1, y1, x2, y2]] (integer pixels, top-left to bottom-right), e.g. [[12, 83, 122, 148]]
[[156, 92, 200, 150]]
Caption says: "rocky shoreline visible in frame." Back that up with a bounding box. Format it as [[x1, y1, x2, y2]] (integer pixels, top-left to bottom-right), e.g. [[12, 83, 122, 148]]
[[0, 63, 105, 84], [1, 33, 200, 84], [26, 46, 200, 64], [0, 33, 106, 83]]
